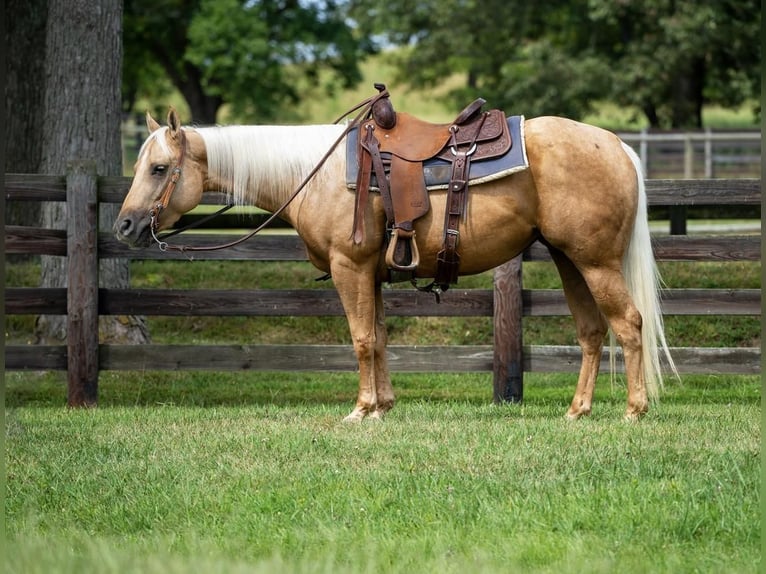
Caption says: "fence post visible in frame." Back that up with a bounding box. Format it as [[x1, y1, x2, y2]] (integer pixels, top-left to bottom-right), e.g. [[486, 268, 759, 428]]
[[493, 255, 523, 403], [66, 160, 99, 407], [669, 135, 693, 235]]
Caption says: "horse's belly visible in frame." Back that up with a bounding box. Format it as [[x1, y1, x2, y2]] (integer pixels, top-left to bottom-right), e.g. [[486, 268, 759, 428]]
[[410, 183, 536, 277]]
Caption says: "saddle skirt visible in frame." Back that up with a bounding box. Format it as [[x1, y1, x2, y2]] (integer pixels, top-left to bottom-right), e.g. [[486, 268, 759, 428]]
[[345, 115, 529, 192]]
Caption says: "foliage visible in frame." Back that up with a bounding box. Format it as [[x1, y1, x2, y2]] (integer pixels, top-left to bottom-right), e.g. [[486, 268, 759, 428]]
[[348, 0, 761, 128], [123, 0, 373, 123]]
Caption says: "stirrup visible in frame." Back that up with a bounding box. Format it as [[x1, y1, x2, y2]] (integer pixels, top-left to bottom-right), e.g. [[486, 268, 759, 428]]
[[385, 227, 420, 272]]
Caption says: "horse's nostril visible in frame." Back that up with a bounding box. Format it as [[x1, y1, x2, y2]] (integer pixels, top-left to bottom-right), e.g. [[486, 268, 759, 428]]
[[117, 217, 133, 237]]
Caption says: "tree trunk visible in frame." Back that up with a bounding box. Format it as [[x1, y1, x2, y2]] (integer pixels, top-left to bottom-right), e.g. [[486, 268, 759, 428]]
[[671, 58, 706, 129], [5, 0, 47, 230], [178, 64, 222, 124], [35, 0, 150, 345]]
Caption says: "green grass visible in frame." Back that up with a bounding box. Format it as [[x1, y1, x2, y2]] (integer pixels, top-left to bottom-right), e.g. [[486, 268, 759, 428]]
[[5, 371, 761, 574]]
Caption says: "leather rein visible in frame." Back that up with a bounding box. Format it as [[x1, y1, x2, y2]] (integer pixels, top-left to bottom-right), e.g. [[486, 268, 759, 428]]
[[147, 90, 391, 254]]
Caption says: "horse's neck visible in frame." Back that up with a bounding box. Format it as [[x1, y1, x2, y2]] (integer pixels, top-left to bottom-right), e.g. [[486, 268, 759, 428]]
[[198, 124, 345, 214]]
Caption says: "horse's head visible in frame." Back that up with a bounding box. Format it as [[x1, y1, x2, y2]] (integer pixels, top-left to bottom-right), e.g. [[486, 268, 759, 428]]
[[114, 108, 206, 248]]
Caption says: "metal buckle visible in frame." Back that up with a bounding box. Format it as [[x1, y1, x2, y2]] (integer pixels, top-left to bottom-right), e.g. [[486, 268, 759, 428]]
[[450, 143, 477, 157]]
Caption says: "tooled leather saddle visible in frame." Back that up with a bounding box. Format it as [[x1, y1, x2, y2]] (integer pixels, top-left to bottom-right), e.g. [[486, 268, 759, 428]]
[[351, 84, 515, 289]]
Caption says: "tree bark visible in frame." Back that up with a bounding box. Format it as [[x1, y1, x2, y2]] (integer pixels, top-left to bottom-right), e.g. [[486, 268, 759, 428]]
[[5, 0, 47, 229], [35, 0, 150, 345]]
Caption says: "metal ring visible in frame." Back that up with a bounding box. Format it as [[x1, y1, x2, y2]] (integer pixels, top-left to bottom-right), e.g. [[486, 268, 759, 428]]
[[450, 143, 477, 157]]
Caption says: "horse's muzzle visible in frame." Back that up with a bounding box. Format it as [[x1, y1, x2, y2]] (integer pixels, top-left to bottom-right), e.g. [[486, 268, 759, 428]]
[[113, 212, 152, 248]]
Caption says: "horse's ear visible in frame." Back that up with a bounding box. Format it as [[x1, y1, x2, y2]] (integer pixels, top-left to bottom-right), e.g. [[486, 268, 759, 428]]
[[146, 111, 161, 133], [167, 107, 182, 139]]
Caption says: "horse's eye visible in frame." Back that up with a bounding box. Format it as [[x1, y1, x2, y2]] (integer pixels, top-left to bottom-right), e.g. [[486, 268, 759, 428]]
[[151, 165, 168, 176]]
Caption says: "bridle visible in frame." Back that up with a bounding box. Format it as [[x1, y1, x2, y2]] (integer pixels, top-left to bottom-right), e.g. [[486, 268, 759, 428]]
[[147, 126, 239, 251], [149, 126, 187, 223], [145, 88, 391, 254]]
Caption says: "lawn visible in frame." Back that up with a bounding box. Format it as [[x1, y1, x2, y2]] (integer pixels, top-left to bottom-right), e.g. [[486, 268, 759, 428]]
[[4, 371, 761, 574]]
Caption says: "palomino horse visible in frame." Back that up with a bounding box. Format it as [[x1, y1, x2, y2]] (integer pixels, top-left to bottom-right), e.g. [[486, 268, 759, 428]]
[[114, 107, 675, 421]]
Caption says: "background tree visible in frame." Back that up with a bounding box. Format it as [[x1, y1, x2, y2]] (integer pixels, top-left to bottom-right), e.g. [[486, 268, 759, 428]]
[[347, 0, 608, 118], [588, 0, 761, 128], [123, 0, 373, 123], [34, 0, 149, 345], [5, 0, 47, 231], [349, 0, 761, 128]]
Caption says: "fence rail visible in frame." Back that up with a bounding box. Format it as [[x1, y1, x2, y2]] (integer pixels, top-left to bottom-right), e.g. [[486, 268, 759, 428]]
[[4, 173, 762, 406], [617, 130, 760, 179]]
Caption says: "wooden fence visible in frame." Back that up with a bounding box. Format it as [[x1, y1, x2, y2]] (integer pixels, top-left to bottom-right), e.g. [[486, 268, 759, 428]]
[[5, 172, 762, 406], [616, 130, 761, 179]]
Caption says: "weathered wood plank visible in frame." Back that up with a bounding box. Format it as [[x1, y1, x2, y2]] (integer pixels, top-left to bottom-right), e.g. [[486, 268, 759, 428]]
[[651, 235, 761, 261], [98, 232, 310, 260], [4, 173, 66, 201], [645, 179, 761, 205], [5, 288, 68, 314], [661, 289, 761, 315], [99, 344, 361, 371], [8, 287, 760, 317], [5, 226, 67, 256], [5, 345, 68, 370], [524, 235, 761, 262], [6, 344, 759, 375], [9, 175, 761, 207], [524, 345, 761, 375], [97, 344, 760, 374], [521, 289, 761, 317], [94, 344, 484, 372], [97, 288, 494, 317]]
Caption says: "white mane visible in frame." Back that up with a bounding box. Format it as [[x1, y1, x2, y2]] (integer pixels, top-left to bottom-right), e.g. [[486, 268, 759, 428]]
[[195, 124, 347, 206]]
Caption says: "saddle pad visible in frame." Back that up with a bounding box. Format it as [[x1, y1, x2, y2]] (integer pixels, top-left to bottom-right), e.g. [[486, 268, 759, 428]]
[[346, 115, 529, 191]]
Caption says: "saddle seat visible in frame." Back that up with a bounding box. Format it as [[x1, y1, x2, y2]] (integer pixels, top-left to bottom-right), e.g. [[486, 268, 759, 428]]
[[353, 85, 512, 289]]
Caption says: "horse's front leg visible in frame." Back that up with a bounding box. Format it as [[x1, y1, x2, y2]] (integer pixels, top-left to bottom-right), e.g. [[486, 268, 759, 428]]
[[331, 256, 390, 422]]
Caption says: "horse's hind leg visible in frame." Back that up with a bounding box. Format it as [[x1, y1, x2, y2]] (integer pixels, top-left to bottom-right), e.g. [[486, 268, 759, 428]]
[[549, 249, 609, 419], [577, 265, 648, 420]]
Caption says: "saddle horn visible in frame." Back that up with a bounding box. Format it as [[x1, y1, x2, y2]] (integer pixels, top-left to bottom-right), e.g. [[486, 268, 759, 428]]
[[371, 83, 396, 129]]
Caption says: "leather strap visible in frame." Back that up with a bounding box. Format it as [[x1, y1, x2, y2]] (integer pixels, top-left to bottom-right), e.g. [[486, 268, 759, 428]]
[[150, 127, 188, 222], [434, 112, 488, 287], [352, 126, 374, 244], [453, 98, 487, 125], [361, 126, 395, 225]]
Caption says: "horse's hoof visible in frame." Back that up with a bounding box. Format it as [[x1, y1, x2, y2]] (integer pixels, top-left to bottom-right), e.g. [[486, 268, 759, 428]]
[[566, 408, 591, 421], [624, 402, 648, 422], [342, 407, 367, 423], [623, 411, 645, 422]]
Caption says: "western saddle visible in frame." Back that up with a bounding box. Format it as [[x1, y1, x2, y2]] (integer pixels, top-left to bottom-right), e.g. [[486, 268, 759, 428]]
[[353, 84, 512, 290]]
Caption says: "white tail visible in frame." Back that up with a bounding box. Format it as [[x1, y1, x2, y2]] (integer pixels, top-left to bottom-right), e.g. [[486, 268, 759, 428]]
[[618, 142, 678, 401]]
